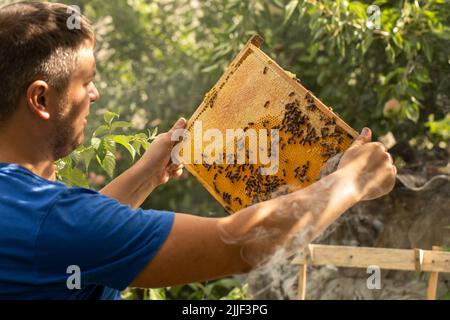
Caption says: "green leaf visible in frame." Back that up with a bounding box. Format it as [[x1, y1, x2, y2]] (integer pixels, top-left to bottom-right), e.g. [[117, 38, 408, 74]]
[[131, 140, 142, 155], [426, 114, 450, 140], [312, 26, 326, 42], [67, 167, 90, 188], [104, 111, 119, 126], [403, 102, 420, 123], [283, 0, 299, 24], [385, 43, 396, 64], [111, 121, 132, 132], [148, 288, 166, 300], [101, 151, 116, 178], [392, 33, 404, 49], [201, 63, 220, 73], [349, 2, 367, 20], [91, 137, 101, 149], [93, 125, 110, 137], [103, 136, 117, 154], [422, 38, 433, 63], [406, 82, 424, 100], [112, 135, 136, 160], [79, 147, 96, 172], [361, 34, 373, 55], [70, 149, 82, 163], [96, 140, 107, 162], [148, 127, 158, 140]]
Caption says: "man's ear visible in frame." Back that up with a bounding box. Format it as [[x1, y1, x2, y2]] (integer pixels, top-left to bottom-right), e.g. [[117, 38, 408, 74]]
[[26, 80, 51, 120]]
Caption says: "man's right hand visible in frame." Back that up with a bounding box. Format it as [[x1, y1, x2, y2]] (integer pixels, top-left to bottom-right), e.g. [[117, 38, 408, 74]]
[[338, 127, 397, 201]]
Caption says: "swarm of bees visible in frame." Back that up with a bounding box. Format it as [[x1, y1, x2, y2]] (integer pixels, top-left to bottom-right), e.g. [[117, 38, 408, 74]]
[[191, 87, 352, 213]]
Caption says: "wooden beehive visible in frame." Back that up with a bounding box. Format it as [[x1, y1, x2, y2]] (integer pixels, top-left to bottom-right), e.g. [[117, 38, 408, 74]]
[[180, 35, 358, 214]]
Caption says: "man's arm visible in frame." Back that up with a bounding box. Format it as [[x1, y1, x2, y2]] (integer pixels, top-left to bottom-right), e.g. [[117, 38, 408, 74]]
[[130, 128, 397, 288]]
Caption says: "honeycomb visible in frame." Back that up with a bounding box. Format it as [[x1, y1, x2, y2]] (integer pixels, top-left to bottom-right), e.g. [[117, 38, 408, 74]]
[[180, 35, 358, 214]]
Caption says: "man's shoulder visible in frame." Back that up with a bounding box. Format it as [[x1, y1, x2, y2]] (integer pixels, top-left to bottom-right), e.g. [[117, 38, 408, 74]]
[[0, 162, 109, 216]]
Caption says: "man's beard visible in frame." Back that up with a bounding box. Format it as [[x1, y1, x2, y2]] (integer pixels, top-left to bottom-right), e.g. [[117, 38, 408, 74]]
[[51, 96, 83, 160]]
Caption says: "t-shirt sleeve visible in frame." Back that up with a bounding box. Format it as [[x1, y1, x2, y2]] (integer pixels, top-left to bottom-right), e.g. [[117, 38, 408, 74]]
[[35, 188, 175, 291]]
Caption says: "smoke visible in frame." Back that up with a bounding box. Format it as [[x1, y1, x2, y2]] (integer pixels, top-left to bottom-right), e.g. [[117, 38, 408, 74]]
[[240, 215, 349, 300], [216, 152, 355, 300]]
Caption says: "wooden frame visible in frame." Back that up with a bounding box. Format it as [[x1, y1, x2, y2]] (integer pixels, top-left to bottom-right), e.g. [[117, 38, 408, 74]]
[[292, 244, 450, 300], [183, 34, 358, 213]]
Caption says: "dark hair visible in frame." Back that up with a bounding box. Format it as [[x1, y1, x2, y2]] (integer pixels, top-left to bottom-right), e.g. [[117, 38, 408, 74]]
[[0, 1, 95, 122]]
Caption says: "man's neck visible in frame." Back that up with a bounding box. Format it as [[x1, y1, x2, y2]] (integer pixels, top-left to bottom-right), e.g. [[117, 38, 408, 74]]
[[0, 149, 57, 181], [0, 123, 57, 181]]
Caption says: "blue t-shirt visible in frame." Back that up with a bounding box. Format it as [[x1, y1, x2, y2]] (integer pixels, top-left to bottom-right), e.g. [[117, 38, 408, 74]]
[[0, 163, 175, 300]]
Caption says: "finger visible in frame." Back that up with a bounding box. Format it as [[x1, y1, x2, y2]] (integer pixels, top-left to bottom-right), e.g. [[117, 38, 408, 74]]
[[348, 127, 372, 150], [168, 163, 184, 171], [170, 168, 184, 178], [371, 141, 388, 153], [169, 117, 187, 133], [386, 151, 394, 164]]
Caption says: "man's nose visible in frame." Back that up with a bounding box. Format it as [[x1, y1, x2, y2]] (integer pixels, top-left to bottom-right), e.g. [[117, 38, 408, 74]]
[[90, 83, 101, 103]]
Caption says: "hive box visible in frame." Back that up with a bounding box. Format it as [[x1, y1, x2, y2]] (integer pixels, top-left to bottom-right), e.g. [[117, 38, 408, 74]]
[[179, 35, 358, 213]]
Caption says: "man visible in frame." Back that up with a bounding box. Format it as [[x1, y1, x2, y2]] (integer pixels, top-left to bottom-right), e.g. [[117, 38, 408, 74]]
[[0, 2, 396, 299]]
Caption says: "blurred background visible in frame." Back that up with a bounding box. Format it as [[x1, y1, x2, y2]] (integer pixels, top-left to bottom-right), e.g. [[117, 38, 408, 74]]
[[1, 0, 448, 299]]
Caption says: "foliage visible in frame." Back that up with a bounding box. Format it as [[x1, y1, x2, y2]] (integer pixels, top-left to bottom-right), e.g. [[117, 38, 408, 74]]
[[121, 280, 248, 300]]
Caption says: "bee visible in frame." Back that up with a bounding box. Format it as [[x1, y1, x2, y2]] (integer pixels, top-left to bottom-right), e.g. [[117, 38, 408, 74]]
[[288, 91, 295, 97], [305, 92, 314, 104], [325, 117, 336, 126], [307, 103, 317, 111], [222, 192, 232, 204], [263, 66, 268, 74], [334, 126, 343, 135], [321, 127, 330, 138], [294, 161, 310, 183], [264, 101, 270, 108]]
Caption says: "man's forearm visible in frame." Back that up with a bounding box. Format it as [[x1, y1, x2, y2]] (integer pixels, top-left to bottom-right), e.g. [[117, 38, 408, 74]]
[[100, 159, 157, 209], [218, 166, 361, 267]]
